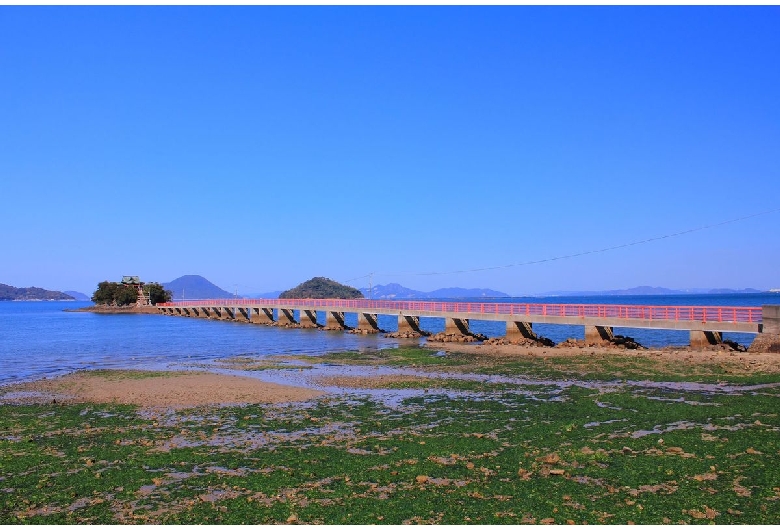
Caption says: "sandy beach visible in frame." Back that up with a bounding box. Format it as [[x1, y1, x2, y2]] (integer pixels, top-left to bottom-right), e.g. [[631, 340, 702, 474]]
[[0, 370, 323, 409], [3, 339, 780, 410]]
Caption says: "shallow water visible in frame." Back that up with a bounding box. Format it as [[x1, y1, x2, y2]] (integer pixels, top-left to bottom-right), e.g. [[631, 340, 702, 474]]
[[1, 292, 777, 386]]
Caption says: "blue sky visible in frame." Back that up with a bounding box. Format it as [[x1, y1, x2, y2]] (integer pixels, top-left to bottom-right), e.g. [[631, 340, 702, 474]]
[[1, 6, 778, 296]]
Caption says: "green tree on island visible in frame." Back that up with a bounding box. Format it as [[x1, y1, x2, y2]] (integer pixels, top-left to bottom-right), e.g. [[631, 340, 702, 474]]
[[143, 283, 172, 305], [91, 281, 172, 306]]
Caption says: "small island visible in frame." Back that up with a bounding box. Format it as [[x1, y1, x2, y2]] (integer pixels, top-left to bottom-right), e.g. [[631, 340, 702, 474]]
[[279, 277, 364, 299], [0, 283, 75, 301]]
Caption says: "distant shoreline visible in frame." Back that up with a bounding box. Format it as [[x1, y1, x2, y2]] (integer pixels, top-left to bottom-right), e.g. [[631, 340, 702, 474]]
[[66, 304, 160, 314]]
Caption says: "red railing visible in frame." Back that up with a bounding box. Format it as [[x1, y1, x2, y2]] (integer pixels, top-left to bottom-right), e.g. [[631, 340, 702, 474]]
[[157, 299, 762, 324]]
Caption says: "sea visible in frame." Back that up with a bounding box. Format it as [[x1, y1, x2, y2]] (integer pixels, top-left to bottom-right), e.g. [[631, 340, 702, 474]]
[[1, 293, 779, 386]]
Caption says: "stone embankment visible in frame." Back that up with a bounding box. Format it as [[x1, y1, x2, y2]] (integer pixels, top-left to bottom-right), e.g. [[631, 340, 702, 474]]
[[384, 330, 430, 339], [426, 332, 489, 343], [556, 335, 644, 350], [348, 328, 384, 335], [483, 336, 556, 348]]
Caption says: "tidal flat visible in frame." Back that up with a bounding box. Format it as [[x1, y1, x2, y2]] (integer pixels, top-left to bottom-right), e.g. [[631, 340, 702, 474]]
[[1, 347, 779, 524]]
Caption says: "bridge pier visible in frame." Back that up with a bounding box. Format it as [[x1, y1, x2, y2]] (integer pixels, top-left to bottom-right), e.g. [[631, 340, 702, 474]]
[[690, 330, 722, 349], [445, 318, 470, 335], [201, 307, 212, 318], [325, 311, 347, 329], [250, 307, 274, 324], [233, 307, 249, 322], [585, 325, 614, 345], [398, 315, 424, 334], [357, 313, 380, 333], [751, 305, 780, 353], [506, 321, 536, 340], [276, 308, 297, 326], [299, 309, 319, 328]]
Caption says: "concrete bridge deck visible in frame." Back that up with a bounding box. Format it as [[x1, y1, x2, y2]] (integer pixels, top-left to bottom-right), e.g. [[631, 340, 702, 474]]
[[157, 299, 778, 348]]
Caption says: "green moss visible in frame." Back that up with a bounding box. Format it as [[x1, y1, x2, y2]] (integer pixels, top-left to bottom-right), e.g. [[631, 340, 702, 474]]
[[3, 351, 780, 524]]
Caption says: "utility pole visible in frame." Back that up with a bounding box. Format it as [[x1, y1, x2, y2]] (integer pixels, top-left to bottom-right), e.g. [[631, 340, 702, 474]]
[[369, 272, 373, 300]]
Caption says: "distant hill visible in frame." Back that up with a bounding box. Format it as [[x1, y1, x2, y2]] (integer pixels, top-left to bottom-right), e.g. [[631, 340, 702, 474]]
[[0, 283, 75, 301], [63, 291, 90, 301], [361, 283, 423, 299], [242, 290, 283, 299], [359, 283, 511, 299], [163, 275, 234, 300], [280, 277, 364, 299]]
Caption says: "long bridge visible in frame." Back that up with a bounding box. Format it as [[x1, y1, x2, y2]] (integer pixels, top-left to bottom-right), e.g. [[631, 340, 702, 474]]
[[157, 299, 780, 348]]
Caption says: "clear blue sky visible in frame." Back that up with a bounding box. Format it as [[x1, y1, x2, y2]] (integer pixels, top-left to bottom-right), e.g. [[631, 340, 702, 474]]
[[1, 6, 778, 296]]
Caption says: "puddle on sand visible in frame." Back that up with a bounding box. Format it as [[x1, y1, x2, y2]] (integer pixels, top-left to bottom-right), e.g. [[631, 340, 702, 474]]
[[165, 354, 780, 411], [584, 418, 628, 428], [645, 396, 720, 406], [630, 420, 702, 438]]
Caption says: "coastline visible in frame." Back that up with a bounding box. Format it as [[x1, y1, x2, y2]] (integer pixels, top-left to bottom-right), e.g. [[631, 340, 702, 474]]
[[66, 304, 160, 314]]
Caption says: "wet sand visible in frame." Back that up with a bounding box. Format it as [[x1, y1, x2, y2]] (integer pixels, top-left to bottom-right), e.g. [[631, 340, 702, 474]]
[[3, 341, 780, 410], [426, 342, 780, 375], [0, 371, 323, 409]]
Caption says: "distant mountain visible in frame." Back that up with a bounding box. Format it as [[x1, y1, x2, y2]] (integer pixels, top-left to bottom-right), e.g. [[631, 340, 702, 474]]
[[361, 283, 424, 299], [426, 287, 512, 298], [241, 290, 283, 299], [540, 286, 766, 296], [163, 275, 234, 300], [63, 291, 90, 301], [280, 277, 364, 299], [0, 283, 75, 301], [359, 283, 511, 299]]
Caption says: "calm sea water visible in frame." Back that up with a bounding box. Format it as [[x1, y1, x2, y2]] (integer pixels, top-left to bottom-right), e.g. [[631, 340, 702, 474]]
[[1, 293, 778, 386]]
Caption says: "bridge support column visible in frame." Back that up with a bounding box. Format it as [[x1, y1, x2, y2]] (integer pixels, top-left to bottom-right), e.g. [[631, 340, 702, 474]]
[[506, 321, 536, 340], [182, 308, 191, 317], [750, 306, 780, 353], [250, 307, 274, 324], [201, 307, 211, 318], [325, 311, 347, 329], [233, 307, 249, 322], [299, 309, 319, 328], [358, 313, 380, 333], [585, 325, 614, 345], [445, 318, 470, 335], [276, 308, 297, 326], [398, 315, 424, 334], [690, 330, 722, 349]]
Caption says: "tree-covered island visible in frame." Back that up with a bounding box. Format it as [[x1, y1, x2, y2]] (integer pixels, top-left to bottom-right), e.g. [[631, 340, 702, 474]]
[[279, 277, 364, 299], [91, 280, 172, 306]]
